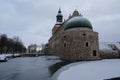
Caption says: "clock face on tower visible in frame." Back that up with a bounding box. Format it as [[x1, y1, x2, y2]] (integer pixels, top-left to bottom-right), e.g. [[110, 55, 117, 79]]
[[57, 17, 62, 22]]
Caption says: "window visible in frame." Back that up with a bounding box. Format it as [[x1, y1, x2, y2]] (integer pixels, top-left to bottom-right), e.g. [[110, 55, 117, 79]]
[[93, 50, 97, 56], [64, 43, 67, 48], [64, 36, 66, 39], [86, 42, 89, 47], [83, 33, 86, 36], [113, 48, 116, 50]]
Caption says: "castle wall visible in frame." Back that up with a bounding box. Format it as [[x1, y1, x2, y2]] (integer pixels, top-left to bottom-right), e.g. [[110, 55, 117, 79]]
[[48, 9, 120, 60], [100, 51, 119, 59], [49, 28, 100, 60]]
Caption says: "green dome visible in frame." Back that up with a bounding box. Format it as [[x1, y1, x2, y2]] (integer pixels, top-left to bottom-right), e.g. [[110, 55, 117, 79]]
[[64, 16, 92, 30]]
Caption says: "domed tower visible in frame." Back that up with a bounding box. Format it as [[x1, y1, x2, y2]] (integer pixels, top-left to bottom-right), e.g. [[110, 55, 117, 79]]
[[49, 9, 100, 60], [58, 10, 100, 60]]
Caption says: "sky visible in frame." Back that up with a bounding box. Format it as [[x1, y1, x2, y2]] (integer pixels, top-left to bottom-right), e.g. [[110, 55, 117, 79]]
[[0, 0, 120, 47]]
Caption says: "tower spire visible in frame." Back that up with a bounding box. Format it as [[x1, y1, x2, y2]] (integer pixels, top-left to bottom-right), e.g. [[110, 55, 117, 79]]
[[56, 8, 63, 24], [58, 8, 61, 13]]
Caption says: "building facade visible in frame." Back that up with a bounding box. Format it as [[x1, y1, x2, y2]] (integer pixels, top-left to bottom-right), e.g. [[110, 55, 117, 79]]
[[49, 9, 100, 60], [28, 44, 37, 53]]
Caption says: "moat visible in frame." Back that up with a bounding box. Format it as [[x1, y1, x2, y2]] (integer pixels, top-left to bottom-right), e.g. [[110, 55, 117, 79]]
[[0, 56, 70, 80]]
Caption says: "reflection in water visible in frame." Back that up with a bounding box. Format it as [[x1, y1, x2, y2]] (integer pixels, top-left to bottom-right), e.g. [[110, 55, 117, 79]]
[[49, 60, 72, 76]]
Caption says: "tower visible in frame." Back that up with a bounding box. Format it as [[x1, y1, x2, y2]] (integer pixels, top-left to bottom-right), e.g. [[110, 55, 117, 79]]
[[56, 8, 63, 24], [52, 8, 63, 35], [49, 9, 100, 60]]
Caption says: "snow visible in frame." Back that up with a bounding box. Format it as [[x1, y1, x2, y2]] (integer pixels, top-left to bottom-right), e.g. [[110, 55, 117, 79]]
[[56, 22, 62, 25], [99, 42, 120, 51], [0, 53, 21, 58], [68, 16, 85, 23], [52, 59, 120, 80], [114, 42, 120, 50], [99, 42, 113, 52], [5, 54, 13, 57], [0, 54, 6, 60]]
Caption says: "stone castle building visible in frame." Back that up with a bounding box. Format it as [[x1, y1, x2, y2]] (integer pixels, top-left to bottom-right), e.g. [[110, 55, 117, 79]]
[[48, 9, 100, 60]]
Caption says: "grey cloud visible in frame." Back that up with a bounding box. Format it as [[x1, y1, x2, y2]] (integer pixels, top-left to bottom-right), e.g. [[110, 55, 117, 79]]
[[0, 0, 120, 46]]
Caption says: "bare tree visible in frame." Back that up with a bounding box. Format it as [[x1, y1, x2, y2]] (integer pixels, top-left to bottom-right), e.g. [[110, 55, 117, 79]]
[[0, 34, 26, 54], [0, 34, 7, 54]]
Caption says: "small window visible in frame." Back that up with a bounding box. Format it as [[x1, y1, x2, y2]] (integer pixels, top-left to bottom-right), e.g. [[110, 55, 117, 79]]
[[64, 43, 67, 48], [64, 36, 66, 39], [93, 50, 97, 56], [113, 48, 116, 50], [83, 33, 86, 36], [76, 52, 77, 55], [86, 42, 89, 47]]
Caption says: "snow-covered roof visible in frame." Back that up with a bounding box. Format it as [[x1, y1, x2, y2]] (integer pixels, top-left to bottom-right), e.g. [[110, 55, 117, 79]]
[[99, 42, 120, 53], [99, 42, 113, 52], [64, 16, 92, 30], [56, 22, 62, 25], [114, 42, 120, 50]]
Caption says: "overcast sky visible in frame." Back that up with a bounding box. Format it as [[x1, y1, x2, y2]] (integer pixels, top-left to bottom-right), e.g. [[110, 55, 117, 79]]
[[0, 0, 120, 47]]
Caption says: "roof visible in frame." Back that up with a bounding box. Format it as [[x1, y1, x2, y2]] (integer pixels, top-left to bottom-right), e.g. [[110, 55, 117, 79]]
[[57, 8, 63, 17], [99, 42, 120, 53], [114, 42, 120, 50], [99, 42, 113, 52], [64, 16, 93, 30]]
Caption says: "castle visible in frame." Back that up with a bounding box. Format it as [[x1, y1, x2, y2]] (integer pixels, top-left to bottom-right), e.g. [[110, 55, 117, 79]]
[[48, 9, 120, 60]]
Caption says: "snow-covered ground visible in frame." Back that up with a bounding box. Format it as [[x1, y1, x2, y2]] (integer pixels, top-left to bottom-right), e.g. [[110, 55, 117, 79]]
[[0, 54, 7, 61], [0, 53, 21, 57], [52, 59, 120, 80]]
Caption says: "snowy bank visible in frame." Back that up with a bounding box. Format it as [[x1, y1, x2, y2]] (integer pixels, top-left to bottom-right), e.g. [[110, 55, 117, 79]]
[[52, 59, 120, 80], [0, 53, 21, 58]]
